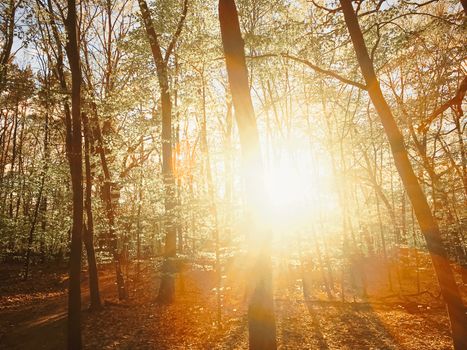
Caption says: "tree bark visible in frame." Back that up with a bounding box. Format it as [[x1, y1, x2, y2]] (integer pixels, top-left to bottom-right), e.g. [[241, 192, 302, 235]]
[[64, 0, 83, 348], [219, 1, 277, 349], [339, 1, 466, 348], [461, 0, 467, 16]]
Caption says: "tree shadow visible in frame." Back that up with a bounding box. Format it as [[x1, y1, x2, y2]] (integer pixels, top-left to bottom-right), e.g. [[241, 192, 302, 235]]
[[305, 301, 406, 350], [306, 305, 330, 350], [1, 312, 66, 350]]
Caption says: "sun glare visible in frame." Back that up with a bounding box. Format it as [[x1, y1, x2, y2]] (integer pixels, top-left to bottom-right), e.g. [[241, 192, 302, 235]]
[[265, 165, 307, 209], [256, 147, 340, 238], [261, 155, 311, 230]]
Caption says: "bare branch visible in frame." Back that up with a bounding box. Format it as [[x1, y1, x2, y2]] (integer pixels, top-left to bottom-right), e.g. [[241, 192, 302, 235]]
[[419, 76, 467, 132], [248, 53, 367, 90]]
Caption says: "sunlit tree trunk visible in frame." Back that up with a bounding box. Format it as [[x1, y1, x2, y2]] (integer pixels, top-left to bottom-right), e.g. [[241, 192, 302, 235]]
[[64, 0, 83, 347], [200, 70, 222, 325], [339, 1, 466, 348], [219, 1, 277, 348], [224, 100, 233, 242]]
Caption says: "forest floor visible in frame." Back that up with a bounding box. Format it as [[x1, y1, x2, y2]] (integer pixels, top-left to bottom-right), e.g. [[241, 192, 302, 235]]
[[0, 255, 463, 350]]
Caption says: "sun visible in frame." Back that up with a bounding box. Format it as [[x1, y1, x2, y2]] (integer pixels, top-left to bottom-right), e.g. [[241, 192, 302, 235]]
[[265, 166, 307, 209], [261, 156, 312, 230], [257, 147, 339, 236]]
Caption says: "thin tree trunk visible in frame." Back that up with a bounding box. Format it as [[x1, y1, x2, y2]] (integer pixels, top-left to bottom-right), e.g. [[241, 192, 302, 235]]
[[87, 103, 127, 300], [339, 1, 466, 348], [136, 139, 144, 278], [79, 35, 127, 300], [23, 167, 45, 280], [39, 196, 47, 262], [82, 112, 101, 310], [312, 228, 332, 299], [224, 101, 233, 242], [23, 97, 49, 279], [39, 70, 51, 263], [200, 71, 222, 326], [8, 102, 18, 218]]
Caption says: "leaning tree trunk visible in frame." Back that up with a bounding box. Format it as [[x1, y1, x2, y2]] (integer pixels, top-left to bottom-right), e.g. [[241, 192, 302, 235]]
[[88, 104, 127, 300], [339, 1, 466, 348], [219, 1, 277, 349], [64, 0, 83, 348]]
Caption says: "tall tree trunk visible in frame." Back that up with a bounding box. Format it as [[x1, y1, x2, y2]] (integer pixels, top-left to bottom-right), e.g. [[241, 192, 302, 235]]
[[39, 196, 47, 262], [224, 101, 233, 242], [23, 101, 49, 280], [23, 168, 45, 280], [339, 1, 466, 348], [64, 0, 83, 348], [138, 0, 187, 303], [42, 1, 86, 325], [200, 71, 222, 326], [136, 145, 143, 278], [219, 1, 277, 348], [8, 102, 19, 218], [39, 70, 51, 263], [82, 113, 101, 310], [87, 104, 127, 300]]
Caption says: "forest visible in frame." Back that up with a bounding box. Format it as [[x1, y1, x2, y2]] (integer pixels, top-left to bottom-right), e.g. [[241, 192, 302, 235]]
[[0, 0, 466, 349]]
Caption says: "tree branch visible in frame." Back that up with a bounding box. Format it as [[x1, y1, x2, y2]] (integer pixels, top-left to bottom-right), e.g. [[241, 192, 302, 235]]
[[164, 0, 189, 63], [248, 53, 367, 90], [419, 76, 467, 132]]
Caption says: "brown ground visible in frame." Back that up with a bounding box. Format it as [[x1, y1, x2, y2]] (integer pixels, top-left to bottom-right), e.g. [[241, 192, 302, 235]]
[[0, 256, 462, 350]]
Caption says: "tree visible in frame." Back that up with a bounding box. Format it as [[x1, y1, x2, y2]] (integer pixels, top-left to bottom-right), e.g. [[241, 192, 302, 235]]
[[64, 0, 83, 347], [82, 113, 102, 310], [138, 0, 188, 303], [219, 0, 277, 348], [339, 0, 466, 348]]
